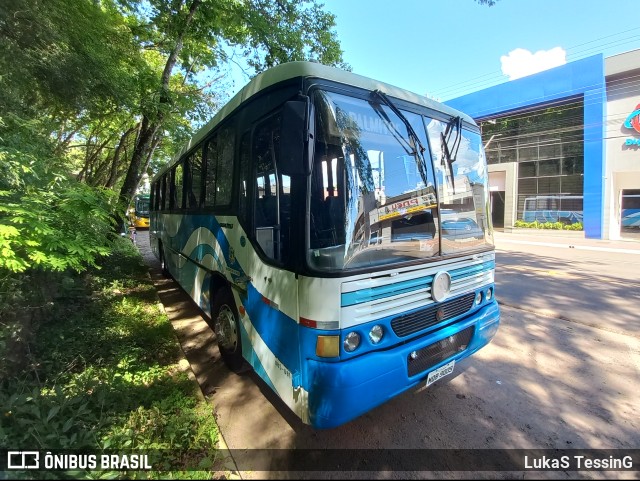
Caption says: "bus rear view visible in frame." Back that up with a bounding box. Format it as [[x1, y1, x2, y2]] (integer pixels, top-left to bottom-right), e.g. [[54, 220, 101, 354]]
[[149, 62, 499, 429]]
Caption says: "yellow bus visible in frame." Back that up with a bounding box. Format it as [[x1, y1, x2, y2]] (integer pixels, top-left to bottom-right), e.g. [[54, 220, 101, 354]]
[[128, 194, 150, 229]]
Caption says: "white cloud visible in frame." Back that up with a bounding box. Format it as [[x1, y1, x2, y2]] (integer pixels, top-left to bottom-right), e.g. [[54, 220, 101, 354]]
[[500, 47, 567, 80]]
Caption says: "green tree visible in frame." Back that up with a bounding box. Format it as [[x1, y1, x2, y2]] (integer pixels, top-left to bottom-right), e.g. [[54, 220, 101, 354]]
[[1, 0, 348, 270], [0, 0, 140, 273], [117, 0, 347, 206]]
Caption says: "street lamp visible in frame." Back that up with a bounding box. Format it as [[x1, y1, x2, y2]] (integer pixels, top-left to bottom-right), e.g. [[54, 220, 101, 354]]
[[484, 133, 502, 150]]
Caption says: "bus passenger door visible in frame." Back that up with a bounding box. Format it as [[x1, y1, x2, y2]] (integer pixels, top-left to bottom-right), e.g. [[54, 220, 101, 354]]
[[253, 114, 292, 266], [243, 113, 301, 401]]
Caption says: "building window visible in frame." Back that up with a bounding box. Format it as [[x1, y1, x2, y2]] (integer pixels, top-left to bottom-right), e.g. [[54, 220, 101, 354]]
[[481, 99, 584, 224]]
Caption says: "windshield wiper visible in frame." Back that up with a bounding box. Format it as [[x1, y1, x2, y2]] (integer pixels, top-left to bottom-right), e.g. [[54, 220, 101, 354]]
[[370, 89, 429, 188], [440, 115, 462, 191]]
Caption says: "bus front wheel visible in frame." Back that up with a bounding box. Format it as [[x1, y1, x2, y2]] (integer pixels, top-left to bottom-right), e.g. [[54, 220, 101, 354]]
[[211, 288, 246, 373]]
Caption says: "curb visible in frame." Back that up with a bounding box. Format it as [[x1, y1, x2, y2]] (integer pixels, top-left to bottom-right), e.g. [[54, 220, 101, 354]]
[[496, 237, 640, 255]]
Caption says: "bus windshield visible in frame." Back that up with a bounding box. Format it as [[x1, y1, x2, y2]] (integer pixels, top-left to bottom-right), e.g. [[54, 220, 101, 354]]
[[308, 90, 492, 271], [135, 196, 150, 217], [425, 118, 493, 255]]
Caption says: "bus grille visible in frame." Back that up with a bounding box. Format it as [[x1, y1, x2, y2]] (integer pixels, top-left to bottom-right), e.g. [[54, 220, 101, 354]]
[[407, 325, 475, 377], [391, 293, 475, 338]]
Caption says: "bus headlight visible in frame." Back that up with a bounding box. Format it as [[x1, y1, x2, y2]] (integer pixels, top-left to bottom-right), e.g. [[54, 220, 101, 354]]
[[475, 292, 483, 305], [486, 288, 493, 301], [343, 332, 361, 352], [369, 325, 384, 344]]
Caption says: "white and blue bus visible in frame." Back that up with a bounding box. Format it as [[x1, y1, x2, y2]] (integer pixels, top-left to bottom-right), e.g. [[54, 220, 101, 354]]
[[149, 62, 500, 429]]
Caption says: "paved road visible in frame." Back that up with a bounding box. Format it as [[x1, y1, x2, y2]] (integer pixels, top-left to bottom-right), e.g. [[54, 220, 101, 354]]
[[493, 231, 640, 336], [136, 230, 640, 478]]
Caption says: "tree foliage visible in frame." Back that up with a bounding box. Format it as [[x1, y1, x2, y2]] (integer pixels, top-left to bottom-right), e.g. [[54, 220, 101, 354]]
[[116, 0, 348, 205], [0, 0, 137, 273], [0, 182, 117, 273], [0, 0, 347, 275], [0, 114, 119, 273]]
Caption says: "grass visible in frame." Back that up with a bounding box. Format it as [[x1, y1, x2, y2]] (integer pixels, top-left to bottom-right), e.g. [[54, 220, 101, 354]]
[[0, 237, 224, 479]]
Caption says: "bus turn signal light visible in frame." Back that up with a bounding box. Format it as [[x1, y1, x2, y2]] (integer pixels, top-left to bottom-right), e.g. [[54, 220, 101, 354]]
[[316, 336, 340, 357]]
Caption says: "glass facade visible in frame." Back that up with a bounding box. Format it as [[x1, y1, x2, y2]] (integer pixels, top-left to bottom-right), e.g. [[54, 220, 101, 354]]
[[481, 99, 585, 225]]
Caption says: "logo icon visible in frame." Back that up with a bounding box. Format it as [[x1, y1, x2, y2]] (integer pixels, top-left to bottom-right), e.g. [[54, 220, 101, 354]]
[[431, 271, 452, 303], [624, 103, 640, 134], [7, 451, 40, 469]]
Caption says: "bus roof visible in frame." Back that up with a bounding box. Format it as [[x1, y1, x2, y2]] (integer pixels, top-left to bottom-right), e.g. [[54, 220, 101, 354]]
[[156, 61, 477, 179]]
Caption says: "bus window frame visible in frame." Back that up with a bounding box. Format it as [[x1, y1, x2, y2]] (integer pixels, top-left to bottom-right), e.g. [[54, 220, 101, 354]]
[[250, 109, 290, 265], [184, 146, 204, 209], [299, 81, 487, 278], [160, 174, 168, 211]]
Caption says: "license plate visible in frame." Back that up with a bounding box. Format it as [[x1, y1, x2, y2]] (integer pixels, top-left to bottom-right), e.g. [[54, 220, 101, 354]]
[[426, 359, 455, 387]]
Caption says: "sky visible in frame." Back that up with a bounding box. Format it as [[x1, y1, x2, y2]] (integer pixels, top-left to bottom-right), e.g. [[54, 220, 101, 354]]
[[256, 0, 640, 102]]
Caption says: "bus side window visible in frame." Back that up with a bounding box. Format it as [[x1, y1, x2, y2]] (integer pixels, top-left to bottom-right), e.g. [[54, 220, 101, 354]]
[[238, 132, 251, 228], [204, 136, 218, 207], [153, 181, 160, 211], [204, 127, 235, 208], [252, 113, 289, 264], [186, 149, 203, 208], [160, 174, 167, 211], [171, 163, 184, 209], [217, 127, 234, 207]]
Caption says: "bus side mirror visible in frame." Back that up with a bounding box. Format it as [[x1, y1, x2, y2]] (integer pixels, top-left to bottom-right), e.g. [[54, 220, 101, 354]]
[[279, 100, 314, 176]]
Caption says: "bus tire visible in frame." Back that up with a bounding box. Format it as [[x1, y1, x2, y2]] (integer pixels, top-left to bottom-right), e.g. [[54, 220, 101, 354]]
[[211, 288, 246, 373], [159, 242, 170, 278]]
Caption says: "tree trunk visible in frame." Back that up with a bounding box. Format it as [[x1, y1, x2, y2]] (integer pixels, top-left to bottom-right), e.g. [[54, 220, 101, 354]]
[[119, 116, 159, 205], [142, 134, 162, 179], [106, 124, 138, 189], [117, 0, 202, 207]]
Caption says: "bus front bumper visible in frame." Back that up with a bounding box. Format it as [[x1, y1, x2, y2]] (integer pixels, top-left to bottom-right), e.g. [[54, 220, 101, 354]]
[[306, 301, 500, 429]]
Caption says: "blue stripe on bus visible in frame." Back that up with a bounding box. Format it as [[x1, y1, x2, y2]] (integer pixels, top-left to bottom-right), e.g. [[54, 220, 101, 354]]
[[167, 214, 301, 386], [341, 275, 434, 307], [172, 214, 249, 282], [450, 261, 495, 280], [243, 283, 301, 382], [340, 260, 495, 307], [188, 243, 223, 265], [238, 317, 278, 394]]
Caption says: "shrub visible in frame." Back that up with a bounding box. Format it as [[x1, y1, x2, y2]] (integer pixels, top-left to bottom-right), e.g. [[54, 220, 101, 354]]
[[0, 182, 119, 273], [563, 222, 583, 231], [513, 220, 583, 231]]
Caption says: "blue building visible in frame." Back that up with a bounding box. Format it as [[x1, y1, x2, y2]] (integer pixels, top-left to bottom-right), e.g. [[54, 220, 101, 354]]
[[446, 49, 640, 240]]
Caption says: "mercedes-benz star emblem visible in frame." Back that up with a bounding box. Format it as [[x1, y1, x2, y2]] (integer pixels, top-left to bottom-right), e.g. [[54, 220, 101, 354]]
[[431, 271, 451, 303]]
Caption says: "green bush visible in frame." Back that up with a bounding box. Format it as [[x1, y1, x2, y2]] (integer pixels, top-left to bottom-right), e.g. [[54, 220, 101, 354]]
[[513, 220, 583, 231], [563, 222, 584, 231], [0, 182, 119, 273], [0, 237, 221, 477]]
